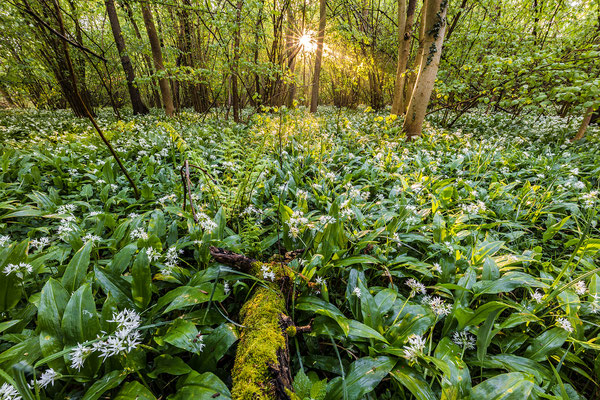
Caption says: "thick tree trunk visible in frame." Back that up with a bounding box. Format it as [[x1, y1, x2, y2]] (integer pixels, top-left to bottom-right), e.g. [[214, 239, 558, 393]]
[[391, 0, 417, 115], [141, 2, 175, 116], [309, 0, 327, 113], [402, 0, 448, 138], [572, 106, 594, 141], [105, 0, 149, 115]]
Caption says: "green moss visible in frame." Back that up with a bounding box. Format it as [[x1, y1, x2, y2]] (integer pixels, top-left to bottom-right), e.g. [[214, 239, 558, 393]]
[[231, 272, 287, 400]]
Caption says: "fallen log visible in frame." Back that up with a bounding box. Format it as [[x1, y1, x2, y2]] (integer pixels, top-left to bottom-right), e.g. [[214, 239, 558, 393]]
[[209, 247, 309, 400]]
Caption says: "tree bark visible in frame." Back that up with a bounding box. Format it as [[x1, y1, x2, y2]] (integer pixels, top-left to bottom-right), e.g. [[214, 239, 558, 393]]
[[105, 0, 149, 115], [309, 0, 327, 113], [391, 0, 416, 115], [402, 0, 448, 138], [284, 5, 298, 107], [403, 2, 427, 113], [232, 0, 243, 122], [572, 106, 594, 141], [141, 2, 175, 117]]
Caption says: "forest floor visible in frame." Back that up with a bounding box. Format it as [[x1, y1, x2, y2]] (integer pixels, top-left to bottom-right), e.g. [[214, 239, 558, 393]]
[[1, 107, 600, 399]]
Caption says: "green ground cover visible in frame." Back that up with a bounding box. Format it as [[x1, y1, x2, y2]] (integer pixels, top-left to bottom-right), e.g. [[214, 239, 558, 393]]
[[0, 107, 599, 399]]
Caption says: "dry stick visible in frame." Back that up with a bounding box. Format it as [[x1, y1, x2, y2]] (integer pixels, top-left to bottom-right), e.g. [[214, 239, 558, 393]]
[[46, 0, 140, 199]]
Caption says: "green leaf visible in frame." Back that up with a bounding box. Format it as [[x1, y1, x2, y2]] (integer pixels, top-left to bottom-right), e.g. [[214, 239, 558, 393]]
[[472, 272, 546, 296], [131, 249, 152, 309], [334, 255, 379, 268], [477, 308, 502, 362], [348, 319, 388, 343], [114, 381, 157, 400], [469, 372, 535, 399], [61, 283, 100, 345], [0, 239, 28, 311], [433, 337, 471, 398], [147, 355, 192, 379], [472, 241, 505, 264], [169, 371, 231, 400], [163, 319, 203, 354], [324, 356, 396, 400], [524, 328, 569, 362], [157, 284, 227, 313], [94, 265, 135, 309], [82, 370, 129, 400], [62, 241, 93, 292], [194, 324, 238, 371], [543, 216, 571, 242], [108, 243, 137, 274], [293, 369, 312, 399], [297, 296, 350, 336], [37, 278, 70, 370], [390, 367, 437, 400]]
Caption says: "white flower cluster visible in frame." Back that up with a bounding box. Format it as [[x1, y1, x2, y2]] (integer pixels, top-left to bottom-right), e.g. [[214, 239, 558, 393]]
[[423, 295, 453, 317], [3, 263, 33, 279], [30, 237, 50, 250], [574, 281, 587, 295], [406, 279, 426, 297], [261, 264, 275, 281], [286, 211, 308, 238], [0, 235, 10, 247], [431, 263, 442, 274], [452, 330, 476, 350], [531, 290, 544, 303], [56, 204, 76, 214], [557, 317, 573, 333], [57, 214, 78, 241], [198, 212, 217, 233], [70, 309, 142, 371], [460, 200, 487, 215], [130, 228, 149, 240], [0, 382, 20, 400], [581, 191, 598, 209], [314, 215, 336, 232], [353, 287, 362, 298], [31, 368, 58, 389], [146, 247, 161, 262], [82, 233, 102, 244], [403, 335, 426, 363]]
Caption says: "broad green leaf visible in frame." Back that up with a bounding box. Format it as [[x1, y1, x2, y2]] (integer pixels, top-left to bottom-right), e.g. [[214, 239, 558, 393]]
[[433, 337, 471, 398], [157, 284, 227, 313], [297, 296, 350, 336], [390, 367, 437, 400], [348, 319, 388, 343], [477, 308, 502, 362], [114, 381, 157, 400], [324, 356, 396, 400], [148, 355, 192, 379], [37, 278, 69, 370], [131, 249, 152, 309], [168, 371, 231, 400], [524, 328, 569, 362], [472, 272, 547, 296], [334, 255, 379, 268], [543, 216, 571, 242], [82, 370, 128, 400], [194, 324, 238, 371], [469, 372, 535, 399], [108, 243, 137, 274], [94, 265, 135, 309], [163, 319, 204, 354], [62, 241, 93, 292], [0, 239, 28, 311]]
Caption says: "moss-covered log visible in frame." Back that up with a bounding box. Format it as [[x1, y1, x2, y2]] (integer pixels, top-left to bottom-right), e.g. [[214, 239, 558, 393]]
[[210, 248, 300, 400]]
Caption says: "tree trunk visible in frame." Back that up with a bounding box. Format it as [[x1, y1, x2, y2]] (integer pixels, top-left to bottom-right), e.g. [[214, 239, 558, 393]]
[[232, 0, 243, 122], [572, 106, 594, 141], [105, 0, 149, 115], [141, 2, 175, 116], [403, 2, 427, 114], [284, 5, 298, 107], [309, 0, 327, 113], [402, 0, 448, 138], [391, 0, 417, 115], [209, 247, 310, 400]]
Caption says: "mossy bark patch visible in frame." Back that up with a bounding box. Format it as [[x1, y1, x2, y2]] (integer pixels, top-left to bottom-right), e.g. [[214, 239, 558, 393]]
[[231, 284, 287, 400]]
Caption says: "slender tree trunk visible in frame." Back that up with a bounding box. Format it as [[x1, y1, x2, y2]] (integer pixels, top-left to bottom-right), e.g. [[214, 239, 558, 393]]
[[284, 6, 298, 107], [391, 0, 417, 115], [140, 2, 174, 116], [232, 0, 243, 122], [105, 0, 149, 115], [402, 0, 448, 138], [309, 0, 327, 113], [403, 2, 427, 113], [572, 106, 594, 141]]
